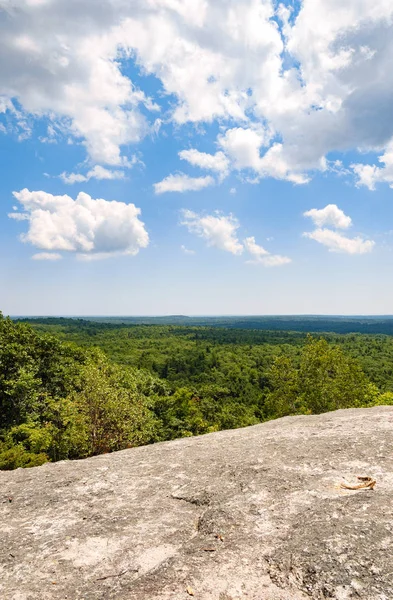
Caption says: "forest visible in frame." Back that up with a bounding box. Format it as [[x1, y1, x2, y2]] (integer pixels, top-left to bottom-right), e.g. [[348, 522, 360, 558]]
[[1, 313, 392, 470], [17, 314, 393, 335]]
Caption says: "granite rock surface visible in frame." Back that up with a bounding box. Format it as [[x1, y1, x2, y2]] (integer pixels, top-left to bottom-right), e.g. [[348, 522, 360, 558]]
[[1, 407, 392, 600]]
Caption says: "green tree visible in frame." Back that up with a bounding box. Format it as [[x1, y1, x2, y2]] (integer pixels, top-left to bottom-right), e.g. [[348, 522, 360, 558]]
[[264, 355, 302, 418], [265, 337, 377, 418], [70, 353, 159, 455], [0, 315, 164, 469], [298, 337, 375, 413]]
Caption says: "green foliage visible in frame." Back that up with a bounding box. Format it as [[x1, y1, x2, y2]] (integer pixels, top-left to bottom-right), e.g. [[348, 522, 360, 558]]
[[154, 388, 213, 439], [370, 391, 393, 406], [265, 336, 378, 417], [2, 312, 393, 471], [0, 315, 86, 430], [70, 353, 160, 455], [264, 355, 303, 418], [17, 314, 393, 335], [298, 337, 376, 413], [0, 314, 164, 469], [0, 443, 48, 470]]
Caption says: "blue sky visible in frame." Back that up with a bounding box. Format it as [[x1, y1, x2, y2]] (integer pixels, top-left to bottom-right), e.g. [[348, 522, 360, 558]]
[[1, 0, 393, 315]]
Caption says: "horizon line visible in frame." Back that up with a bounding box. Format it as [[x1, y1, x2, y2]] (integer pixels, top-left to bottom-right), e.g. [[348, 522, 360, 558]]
[[9, 314, 393, 319]]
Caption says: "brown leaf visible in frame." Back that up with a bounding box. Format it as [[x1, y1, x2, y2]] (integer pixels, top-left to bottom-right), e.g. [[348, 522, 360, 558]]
[[340, 476, 376, 490]]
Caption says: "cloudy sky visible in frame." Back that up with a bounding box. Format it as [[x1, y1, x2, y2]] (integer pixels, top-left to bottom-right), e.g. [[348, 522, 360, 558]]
[[1, 0, 393, 315]]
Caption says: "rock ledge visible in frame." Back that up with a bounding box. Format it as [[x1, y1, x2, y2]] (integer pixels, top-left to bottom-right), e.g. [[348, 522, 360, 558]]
[[1, 407, 392, 599]]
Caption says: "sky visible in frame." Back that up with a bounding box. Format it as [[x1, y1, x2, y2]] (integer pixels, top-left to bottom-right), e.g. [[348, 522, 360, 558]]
[[1, 0, 393, 316]]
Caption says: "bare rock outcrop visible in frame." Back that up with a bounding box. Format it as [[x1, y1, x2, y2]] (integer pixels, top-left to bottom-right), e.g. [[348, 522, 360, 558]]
[[1, 407, 392, 600]]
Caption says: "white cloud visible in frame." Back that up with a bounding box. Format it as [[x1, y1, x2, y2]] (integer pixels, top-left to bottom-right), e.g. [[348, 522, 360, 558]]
[[352, 164, 381, 191], [31, 252, 62, 261], [10, 189, 149, 259], [60, 165, 126, 184], [2, 0, 393, 186], [244, 236, 291, 267], [257, 144, 310, 185], [243, 236, 269, 257], [218, 127, 267, 172], [276, 0, 393, 181], [180, 244, 195, 255], [154, 174, 214, 194], [180, 209, 243, 255], [352, 145, 393, 190], [303, 203, 374, 254], [217, 129, 308, 184], [8, 211, 29, 221], [304, 204, 352, 229], [180, 211, 290, 265], [179, 149, 229, 177], [39, 124, 58, 144], [303, 229, 375, 255], [0, 2, 156, 166]]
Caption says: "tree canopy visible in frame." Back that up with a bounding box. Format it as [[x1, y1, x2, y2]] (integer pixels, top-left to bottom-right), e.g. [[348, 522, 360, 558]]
[[1, 313, 392, 470]]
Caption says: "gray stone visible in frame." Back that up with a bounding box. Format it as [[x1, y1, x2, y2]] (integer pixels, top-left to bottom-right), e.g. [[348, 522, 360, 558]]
[[1, 406, 392, 599]]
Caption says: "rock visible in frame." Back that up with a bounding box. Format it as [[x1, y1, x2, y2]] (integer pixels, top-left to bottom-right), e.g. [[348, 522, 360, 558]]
[[1, 406, 392, 600]]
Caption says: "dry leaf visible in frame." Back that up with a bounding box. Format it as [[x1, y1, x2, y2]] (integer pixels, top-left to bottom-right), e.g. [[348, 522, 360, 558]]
[[340, 476, 376, 490]]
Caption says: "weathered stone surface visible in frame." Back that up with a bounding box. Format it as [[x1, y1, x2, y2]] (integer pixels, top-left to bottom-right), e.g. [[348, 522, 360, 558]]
[[1, 406, 392, 600]]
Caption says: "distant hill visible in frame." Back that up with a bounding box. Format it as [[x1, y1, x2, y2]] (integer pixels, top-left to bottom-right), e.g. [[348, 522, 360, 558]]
[[14, 314, 393, 335]]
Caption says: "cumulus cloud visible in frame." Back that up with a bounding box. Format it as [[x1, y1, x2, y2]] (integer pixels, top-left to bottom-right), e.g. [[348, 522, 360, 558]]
[[304, 204, 352, 229], [216, 128, 308, 184], [352, 146, 393, 190], [0, 1, 157, 166], [303, 204, 374, 254], [154, 174, 214, 194], [258, 144, 310, 185], [303, 229, 375, 255], [179, 149, 229, 177], [243, 236, 291, 267], [180, 211, 290, 265], [180, 210, 243, 255], [10, 189, 149, 260], [60, 165, 126, 184], [218, 128, 267, 171], [2, 0, 393, 185]]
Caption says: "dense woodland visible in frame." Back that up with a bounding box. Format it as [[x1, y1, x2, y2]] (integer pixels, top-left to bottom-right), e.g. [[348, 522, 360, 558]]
[[1, 313, 392, 470], [18, 314, 393, 335]]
